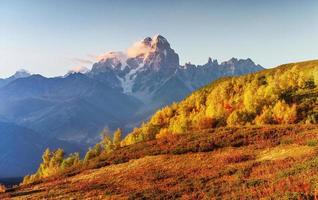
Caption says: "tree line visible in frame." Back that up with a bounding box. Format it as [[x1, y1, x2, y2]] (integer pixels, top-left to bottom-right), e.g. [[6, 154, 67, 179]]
[[23, 128, 122, 184]]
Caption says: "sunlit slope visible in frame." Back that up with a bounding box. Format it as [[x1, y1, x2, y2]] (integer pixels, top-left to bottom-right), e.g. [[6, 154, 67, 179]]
[[2, 125, 318, 199], [122, 60, 318, 145]]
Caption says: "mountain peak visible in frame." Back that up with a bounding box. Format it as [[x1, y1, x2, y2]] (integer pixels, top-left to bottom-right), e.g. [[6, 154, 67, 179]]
[[12, 69, 31, 79], [225, 57, 258, 66], [142, 37, 152, 46], [153, 34, 165, 40], [228, 57, 239, 63], [153, 34, 168, 43], [208, 57, 213, 64], [151, 35, 170, 50], [65, 66, 89, 77], [206, 57, 218, 66], [137, 35, 170, 51]]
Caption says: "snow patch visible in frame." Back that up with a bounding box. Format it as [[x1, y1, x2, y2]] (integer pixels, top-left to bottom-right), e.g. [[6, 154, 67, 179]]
[[118, 63, 145, 93]]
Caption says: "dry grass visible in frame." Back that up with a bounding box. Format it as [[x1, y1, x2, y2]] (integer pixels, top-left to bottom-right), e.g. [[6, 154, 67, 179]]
[[258, 145, 315, 161], [2, 125, 318, 199]]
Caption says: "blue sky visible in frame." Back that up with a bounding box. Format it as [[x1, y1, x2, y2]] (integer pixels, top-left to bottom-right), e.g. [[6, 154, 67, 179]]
[[0, 0, 317, 77]]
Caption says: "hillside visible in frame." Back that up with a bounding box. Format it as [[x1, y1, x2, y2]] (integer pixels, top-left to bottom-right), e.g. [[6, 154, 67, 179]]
[[2, 125, 318, 199], [122, 60, 318, 145]]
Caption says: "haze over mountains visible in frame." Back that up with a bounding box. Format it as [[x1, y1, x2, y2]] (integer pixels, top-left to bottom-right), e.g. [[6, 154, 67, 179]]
[[0, 35, 264, 177]]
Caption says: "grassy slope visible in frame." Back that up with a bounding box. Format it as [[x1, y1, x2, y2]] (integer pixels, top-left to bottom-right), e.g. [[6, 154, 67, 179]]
[[2, 125, 318, 199]]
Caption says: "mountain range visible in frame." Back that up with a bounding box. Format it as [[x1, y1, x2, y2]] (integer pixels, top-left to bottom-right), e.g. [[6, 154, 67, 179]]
[[0, 69, 31, 88], [0, 35, 264, 177]]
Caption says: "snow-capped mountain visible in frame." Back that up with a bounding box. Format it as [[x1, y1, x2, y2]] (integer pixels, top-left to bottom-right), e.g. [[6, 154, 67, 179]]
[[88, 35, 263, 109], [89, 35, 179, 97]]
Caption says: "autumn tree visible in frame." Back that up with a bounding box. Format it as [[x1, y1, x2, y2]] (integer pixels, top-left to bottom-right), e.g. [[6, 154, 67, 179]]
[[84, 143, 102, 163], [49, 149, 65, 171], [227, 110, 251, 126], [37, 148, 52, 177], [195, 116, 216, 130], [254, 106, 273, 125], [113, 128, 122, 148], [272, 100, 297, 124], [61, 153, 80, 169], [156, 128, 170, 139]]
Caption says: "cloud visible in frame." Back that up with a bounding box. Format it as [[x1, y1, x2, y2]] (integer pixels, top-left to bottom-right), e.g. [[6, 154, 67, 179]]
[[126, 40, 154, 58], [72, 35, 159, 68], [96, 51, 127, 63], [68, 66, 89, 74], [72, 58, 94, 65]]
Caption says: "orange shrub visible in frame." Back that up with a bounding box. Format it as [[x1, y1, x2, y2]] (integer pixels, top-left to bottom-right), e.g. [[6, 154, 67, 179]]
[[0, 184, 5, 193], [196, 117, 216, 130]]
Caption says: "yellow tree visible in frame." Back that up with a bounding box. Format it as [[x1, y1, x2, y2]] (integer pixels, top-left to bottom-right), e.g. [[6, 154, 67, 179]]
[[113, 128, 122, 148], [272, 100, 297, 124], [37, 148, 52, 177], [255, 106, 274, 125]]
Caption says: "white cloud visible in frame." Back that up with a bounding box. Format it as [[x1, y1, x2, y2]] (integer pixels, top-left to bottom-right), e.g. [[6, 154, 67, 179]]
[[126, 41, 154, 58], [68, 66, 89, 74]]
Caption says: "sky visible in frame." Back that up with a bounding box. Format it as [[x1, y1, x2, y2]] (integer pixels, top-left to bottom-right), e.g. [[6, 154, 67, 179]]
[[0, 0, 317, 78]]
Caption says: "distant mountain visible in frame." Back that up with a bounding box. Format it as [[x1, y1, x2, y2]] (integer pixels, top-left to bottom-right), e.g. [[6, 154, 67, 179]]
[[0, 69, 31, 88], [0, 121, 83, 178], [0, 73, 142, 144]]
